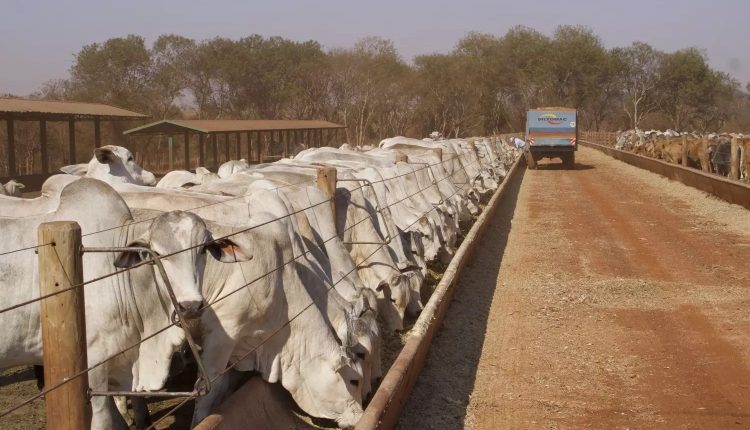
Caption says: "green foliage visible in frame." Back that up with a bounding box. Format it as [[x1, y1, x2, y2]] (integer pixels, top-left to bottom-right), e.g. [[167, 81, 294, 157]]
[[36, 27, 750, 141]]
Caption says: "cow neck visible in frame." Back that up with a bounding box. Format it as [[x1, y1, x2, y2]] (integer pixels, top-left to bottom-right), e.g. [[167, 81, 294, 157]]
[[201, 251, 236, 303], [113, 220, 173, 335]]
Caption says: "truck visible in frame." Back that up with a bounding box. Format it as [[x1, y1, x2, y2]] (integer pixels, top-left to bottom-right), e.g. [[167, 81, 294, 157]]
[[525, 107, 578, 169]]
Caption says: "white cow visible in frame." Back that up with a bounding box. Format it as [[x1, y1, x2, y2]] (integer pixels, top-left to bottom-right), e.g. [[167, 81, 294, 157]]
[[373, 143, 478, 221], [116, 187, 367, 428], [156, 167, 220, 189], [61, 145, 157, 186], [217, 159, 250, 178], [247, 164, 422, 326], [380, 137, 482, 194], [186, 166, 417, 331], [0, 178, 245, 430], [0, 180, 25, 197], [293, 148, 445, 263]]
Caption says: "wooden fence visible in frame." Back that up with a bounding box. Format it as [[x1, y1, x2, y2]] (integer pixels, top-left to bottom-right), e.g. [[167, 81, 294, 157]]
[[580, 131, 617, 146]]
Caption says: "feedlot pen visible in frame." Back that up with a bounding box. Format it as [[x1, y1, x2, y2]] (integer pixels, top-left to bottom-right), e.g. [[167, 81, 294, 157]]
[[2, 146, 750, 429], [399, 146, 750, 429]]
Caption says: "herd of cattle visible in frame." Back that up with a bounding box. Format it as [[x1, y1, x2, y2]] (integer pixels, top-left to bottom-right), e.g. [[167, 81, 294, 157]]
[[0, 135, 520, 429], [614, 129, 750, 180]]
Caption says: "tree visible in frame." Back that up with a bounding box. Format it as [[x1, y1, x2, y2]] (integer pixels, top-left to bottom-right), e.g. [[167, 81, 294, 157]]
[[496, 27, 554, 131], [657, 48, 738, 130], [150, 34, 195, 118], [327, 37, 410, 144], [33, 28, 750, 139], [67, 35, 153, 113], [612, 42, 663, 131]]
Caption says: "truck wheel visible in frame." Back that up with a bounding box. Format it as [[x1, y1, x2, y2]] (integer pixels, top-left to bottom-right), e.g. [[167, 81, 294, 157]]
[[563, 153, 575, 168], [525, 151, 537, 169]]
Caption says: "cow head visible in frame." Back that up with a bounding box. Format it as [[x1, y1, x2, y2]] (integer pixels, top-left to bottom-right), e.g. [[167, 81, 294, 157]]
[[87, 145, 157, 186], [373, 273, 410, 331], [411, 216, 440, 262], [114, 211, 251, 318], [402, 270, 424, 317], [217, 159, 250, 179], [2, 180, 25, 197], [450, 194, 475, 222], [286, 343, 365, 429]]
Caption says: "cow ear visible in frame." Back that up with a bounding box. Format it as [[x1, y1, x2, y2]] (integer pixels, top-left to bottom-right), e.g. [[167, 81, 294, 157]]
[[207, 238, 252, 263], [94, 147, 117, 164], [375, 280, 391, 299], [113, 239, 150, 268], [60, 164, 88, 176]]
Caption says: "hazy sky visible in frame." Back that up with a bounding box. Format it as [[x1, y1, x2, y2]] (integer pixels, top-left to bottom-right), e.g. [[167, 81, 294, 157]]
[[1, 0, 747, 95]]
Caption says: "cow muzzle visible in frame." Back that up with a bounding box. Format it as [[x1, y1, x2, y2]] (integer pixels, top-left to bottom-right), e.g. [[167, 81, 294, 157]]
[[397, 261, 420, 273], [177, 299, 205, 319]]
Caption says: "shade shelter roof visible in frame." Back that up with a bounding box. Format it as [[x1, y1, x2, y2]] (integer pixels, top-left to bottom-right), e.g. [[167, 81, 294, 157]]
[[123, 119, 345, 135], [0, 98, 148, 120]]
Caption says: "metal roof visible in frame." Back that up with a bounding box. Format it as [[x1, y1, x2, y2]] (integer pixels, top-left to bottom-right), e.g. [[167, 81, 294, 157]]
[[123, 119, 346, 135], [0, 98, 148, 119]]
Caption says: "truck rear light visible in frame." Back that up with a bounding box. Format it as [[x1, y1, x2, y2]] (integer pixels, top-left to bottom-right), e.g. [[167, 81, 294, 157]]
[[571, 138, 577, 146], [528, 138, 535, 145]]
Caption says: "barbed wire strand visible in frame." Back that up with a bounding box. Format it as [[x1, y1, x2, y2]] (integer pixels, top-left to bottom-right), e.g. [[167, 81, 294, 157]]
[[0, 150, 488, 421], [143, 154, 485, 427]]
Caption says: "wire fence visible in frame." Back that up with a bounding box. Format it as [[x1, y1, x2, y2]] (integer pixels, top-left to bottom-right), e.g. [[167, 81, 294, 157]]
[[0, 138, 510, 428]]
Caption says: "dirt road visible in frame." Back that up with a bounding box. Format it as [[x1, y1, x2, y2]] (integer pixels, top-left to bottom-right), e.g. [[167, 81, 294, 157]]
[[398, 146, 750, 429]]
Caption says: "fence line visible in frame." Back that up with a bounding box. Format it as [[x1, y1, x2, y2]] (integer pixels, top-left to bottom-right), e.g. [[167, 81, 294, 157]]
[[143, 148, 489, 429], [0, 140, 497, 427], [580, 131, 617, 146], [0, 144, 491, 318]]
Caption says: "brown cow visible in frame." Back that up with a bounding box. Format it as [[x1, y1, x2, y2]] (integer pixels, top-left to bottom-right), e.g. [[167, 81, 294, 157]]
[[686, 138, 711, 172], [654, 137, 683, 164], [739, 138, 750, 181]]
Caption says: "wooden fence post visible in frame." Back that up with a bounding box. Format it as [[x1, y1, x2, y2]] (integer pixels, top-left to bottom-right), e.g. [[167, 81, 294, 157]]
[[168, 135, 174, 171], [198, 134, 205, 168], [681, 135, 689, 167], [6, 116, 16, 176], [731, 138, 740, 180], [40, 119, 49, 174], [316, 166, 337, 219], [93, 117, 101, 149], [68, 118, 77, 165], [184, 132, 190, 170], [38, 221, 90, 430]]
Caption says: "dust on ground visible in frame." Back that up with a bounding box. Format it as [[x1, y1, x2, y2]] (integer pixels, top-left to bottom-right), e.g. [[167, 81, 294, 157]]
[[398, 147, 750, 430]]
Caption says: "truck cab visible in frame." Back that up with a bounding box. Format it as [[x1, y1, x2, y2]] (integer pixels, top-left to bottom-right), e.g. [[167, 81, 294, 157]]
[[525, 107, 578, 168]]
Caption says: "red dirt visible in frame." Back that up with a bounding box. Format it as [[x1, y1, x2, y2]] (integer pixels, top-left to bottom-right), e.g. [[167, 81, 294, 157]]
[[398, 146, 750, 429]]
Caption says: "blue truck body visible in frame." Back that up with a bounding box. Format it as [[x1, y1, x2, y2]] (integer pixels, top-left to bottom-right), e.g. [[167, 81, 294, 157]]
[[525, 107, 578, 167]]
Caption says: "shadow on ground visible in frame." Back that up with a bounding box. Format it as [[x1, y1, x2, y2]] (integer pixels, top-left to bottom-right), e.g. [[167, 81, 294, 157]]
[[396, 168, 524, 429], [535, 162, 595, 171]]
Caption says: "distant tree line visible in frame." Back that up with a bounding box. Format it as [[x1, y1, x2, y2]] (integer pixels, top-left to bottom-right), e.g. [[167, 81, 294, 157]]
[[32, 25, 750, 145]]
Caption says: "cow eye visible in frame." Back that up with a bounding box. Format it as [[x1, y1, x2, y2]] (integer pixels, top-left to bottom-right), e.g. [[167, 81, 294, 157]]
[[390, 298, 397, 304], [349, 379, 360, 387], [142, 250, 158, 263], [127, 156, 134, 162]]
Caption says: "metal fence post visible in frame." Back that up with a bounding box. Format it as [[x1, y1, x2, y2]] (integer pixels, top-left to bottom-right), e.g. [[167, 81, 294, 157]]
[[38, 221, 91, 430]]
